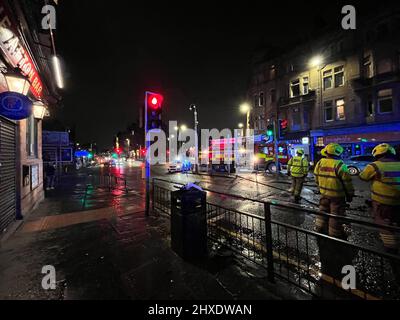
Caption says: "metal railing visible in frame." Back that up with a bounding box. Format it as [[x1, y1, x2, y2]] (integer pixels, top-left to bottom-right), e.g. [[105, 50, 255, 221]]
[[86, 173, 128, 193], [152, 177, 400, 300]]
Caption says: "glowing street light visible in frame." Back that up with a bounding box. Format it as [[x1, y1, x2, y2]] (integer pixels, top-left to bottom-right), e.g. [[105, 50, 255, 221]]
[[309, 55, 323, 69], [32, 100, 48, 119], [180, 124, 187, 132], [4, 67, 31, 95], [238, 123, 244, 129], [240, 103, 251, 131], [52, 55, 64, 89]]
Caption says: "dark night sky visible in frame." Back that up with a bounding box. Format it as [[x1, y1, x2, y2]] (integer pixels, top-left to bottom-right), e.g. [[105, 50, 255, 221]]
[[54, 1, 383, 150]]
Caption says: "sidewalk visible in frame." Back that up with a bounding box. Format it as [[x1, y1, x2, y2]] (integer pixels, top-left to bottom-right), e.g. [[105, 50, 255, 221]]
[[0, 171, 297, 300]]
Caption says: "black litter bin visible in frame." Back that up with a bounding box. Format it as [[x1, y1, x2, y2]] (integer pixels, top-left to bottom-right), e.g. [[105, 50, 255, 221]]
[[171, 187, 207, 259]]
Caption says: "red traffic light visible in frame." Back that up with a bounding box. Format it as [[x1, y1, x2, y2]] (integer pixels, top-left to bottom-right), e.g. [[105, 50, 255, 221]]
[[147, 93, 164, 109], [114, 147, 122, 155]]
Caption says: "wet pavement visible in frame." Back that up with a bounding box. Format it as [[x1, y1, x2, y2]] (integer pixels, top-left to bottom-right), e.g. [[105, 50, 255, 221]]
[[0, 168, 300, 300]]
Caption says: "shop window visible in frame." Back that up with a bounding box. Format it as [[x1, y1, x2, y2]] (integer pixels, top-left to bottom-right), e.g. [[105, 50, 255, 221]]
[[290, 79, 300, 97], [378, 89, 393, 114], [303, 77, 309, 95], [26, 115, 38, 158], [334, 66, 345, 87], [336, 99, 346, 120], [324, 101, 334, 122], [323, 70, 333, 90]]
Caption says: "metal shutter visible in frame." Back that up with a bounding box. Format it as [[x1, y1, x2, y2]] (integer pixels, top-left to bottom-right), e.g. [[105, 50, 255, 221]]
[[0, 117, 16, 233]]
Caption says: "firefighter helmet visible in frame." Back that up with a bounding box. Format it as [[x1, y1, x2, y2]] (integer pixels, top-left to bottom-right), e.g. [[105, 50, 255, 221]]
[[297, 149, 305, 156], [325, 143, 344, 157], [321, 147, 327, 157], [372, 143, 396, 158]]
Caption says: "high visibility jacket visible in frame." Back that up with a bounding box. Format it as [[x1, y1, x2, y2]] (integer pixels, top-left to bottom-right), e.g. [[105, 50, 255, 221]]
[[359, 159, 400, 206], [314, 158, 355, 199], [288, 156, 309, 177]]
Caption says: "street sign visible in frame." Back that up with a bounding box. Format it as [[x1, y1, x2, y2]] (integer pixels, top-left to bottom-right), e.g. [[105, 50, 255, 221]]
[[0, 91, 33, 120]]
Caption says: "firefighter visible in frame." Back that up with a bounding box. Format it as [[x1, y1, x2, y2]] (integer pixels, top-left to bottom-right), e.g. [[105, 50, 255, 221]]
[[314, 143, 355, 239], [359, 143, 400, 254], [287, 149, 309, 203]]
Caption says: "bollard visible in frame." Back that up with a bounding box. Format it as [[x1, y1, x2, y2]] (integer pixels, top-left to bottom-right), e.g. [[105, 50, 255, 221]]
[[264, 202, 275, 282]]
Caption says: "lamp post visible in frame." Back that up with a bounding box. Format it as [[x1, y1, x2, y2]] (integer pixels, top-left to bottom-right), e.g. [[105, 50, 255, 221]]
[[309, 55, 325, 162], [240, 103, 251, 131], [189, 104, 199, 173]]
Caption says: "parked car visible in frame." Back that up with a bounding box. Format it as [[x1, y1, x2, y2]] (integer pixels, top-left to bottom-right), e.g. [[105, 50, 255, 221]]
[[343, 155, 374, 176], [168, 160, 182, 173]]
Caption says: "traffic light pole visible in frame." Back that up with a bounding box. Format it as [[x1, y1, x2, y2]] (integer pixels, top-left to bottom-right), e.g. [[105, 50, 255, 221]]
[[274, 119, 280, 175], [145, 92, 150, 216]]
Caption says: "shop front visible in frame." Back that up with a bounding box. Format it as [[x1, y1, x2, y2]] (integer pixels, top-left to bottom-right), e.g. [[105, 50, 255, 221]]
[[0, 0, 51, 235], [311, 122, 400, 161]]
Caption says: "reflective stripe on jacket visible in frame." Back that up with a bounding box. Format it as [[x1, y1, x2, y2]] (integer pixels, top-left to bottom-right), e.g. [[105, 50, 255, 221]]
[[288, 156, 309, 177], [359, 159, 400, 206], [314, 158, 354, 198]]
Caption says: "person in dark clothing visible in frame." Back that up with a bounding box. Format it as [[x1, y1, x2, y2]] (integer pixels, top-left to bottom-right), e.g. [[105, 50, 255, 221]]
[[45, 162, 56, 190]]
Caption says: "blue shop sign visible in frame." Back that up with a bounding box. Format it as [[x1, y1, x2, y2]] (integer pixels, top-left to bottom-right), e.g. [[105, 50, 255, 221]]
[[0, 92, 33, 120]]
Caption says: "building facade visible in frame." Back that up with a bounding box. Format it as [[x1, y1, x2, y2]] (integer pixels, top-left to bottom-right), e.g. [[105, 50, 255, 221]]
[[248, 9, 400, 163], [0, 0, 60, 235]]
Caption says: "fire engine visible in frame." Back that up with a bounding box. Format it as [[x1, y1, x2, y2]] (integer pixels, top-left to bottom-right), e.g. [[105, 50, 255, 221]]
[[200, 137, 290, 173]]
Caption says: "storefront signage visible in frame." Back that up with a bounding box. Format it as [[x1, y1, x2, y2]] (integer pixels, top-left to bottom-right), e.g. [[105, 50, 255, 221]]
[[324, 131, 400, 144], [0, 1, 43, 98], [0, 91, 32, 120]]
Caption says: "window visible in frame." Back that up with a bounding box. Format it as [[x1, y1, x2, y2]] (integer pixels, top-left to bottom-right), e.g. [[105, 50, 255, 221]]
[[336, 99, 346, 120], [323, 70, 333, 89], [303, 77, 309, 95], [334, 66, 345, 87], [270, 89, 276, 103], [270, 65, 276, 80], [367, 95, 374, 116], [363, 55, 373, 78], [290, 79, 300, 97], [377, 58, 392, 74], [254, 95, 259, 108], [324, 101, 334, 122], [26, 115, 38, 158], [378, 89, 393, 114], [291, 109, 301, 131], [259, 92, 264, 106]]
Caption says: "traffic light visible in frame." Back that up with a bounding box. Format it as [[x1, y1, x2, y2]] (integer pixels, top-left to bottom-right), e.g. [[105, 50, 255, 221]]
[[114, 147, 122, 155], [146, 92, 164, 130], [267, 124, 274, 137], [279, 119, 288, 137]]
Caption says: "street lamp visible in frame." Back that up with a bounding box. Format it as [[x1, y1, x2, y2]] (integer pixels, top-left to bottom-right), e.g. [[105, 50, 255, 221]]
[[240, 103, 251, 131], [180, 124, 187, 132], [189, 104, 199, 173], [4, 67, 31, 96], [32, 100, 48, 119], [238, 123, 244, 129], [309, 55, 323, 69]]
